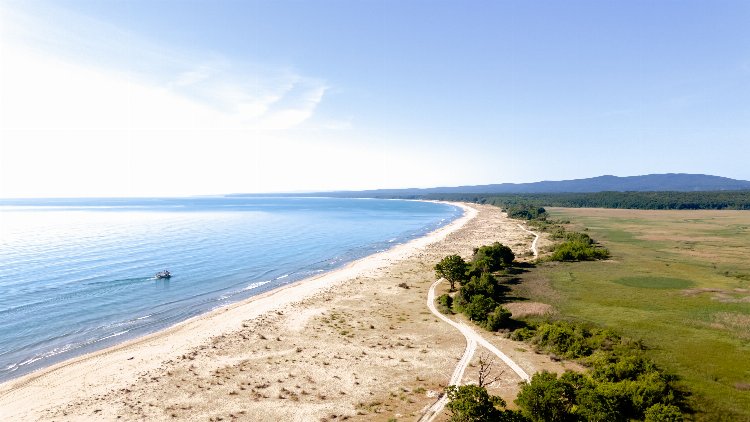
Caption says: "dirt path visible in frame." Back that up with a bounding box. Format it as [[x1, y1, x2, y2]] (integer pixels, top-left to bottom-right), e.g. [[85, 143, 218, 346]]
[[419, 278, 530, 421], [516, 224, 539, 258]]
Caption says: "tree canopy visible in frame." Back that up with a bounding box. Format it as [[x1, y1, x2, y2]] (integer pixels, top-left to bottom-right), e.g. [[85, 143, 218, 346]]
[[435, 254, 469, 290], [471, 242, 515, 272], [445, 384, 506, 422]]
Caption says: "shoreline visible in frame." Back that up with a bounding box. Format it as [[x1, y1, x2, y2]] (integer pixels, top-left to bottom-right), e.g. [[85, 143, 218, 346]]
[[0, 199, 462, 384], [0, 201, 476, 420]]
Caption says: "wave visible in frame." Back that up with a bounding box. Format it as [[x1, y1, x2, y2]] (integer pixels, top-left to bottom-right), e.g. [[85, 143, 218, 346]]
[[243, 280, 271, 291]]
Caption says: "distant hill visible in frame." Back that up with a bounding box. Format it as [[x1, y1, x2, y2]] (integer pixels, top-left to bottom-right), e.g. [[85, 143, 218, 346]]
[[312, 174, 750, 197], [228, 174, 750, 198]]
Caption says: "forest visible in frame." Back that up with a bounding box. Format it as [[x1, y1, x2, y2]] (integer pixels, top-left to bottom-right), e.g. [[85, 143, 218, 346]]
[[421, 190, 750, 210]]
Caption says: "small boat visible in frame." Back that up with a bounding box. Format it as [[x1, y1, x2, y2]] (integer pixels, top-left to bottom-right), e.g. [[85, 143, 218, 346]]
[[155, 270, 171, 279]]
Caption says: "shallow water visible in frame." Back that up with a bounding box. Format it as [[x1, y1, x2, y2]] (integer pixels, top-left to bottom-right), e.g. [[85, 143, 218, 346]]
[[0, 197, 460, 381]]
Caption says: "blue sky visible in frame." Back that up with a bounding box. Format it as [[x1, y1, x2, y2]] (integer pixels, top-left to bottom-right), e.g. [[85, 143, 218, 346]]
[[1, 1, 748, 197]]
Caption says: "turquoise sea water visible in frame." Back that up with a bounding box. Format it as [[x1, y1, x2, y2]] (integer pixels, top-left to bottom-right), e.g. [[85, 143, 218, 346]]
[[0, 197, 461, 382]]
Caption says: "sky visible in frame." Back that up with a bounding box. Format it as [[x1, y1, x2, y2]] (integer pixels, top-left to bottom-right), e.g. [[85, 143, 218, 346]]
[[1, 1, 748, 197]]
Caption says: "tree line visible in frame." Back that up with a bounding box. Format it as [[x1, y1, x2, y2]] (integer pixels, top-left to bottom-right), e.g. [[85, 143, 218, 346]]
[[422, 190, 750, 210]]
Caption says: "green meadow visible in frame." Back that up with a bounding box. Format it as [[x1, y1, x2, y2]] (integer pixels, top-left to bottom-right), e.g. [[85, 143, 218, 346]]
[[515, 208, 750, 421]]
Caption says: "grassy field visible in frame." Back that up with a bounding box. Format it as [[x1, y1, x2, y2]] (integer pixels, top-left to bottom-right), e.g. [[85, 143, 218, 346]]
[[513, 208, 750, 421]]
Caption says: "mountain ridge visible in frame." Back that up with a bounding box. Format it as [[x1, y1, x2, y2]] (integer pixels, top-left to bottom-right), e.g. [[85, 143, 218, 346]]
[[230, 173, 750, 197]]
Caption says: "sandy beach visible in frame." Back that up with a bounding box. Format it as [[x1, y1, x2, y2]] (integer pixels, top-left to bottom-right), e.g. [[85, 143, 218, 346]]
[[0, 202, 574, 421]]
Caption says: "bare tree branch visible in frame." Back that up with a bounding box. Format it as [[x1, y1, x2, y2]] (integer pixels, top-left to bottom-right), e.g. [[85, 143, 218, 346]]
[[477, 352, 504, 388]]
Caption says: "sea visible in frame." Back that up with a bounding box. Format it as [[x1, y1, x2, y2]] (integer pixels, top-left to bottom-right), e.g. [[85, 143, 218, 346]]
[[0, 197, 461, 382]]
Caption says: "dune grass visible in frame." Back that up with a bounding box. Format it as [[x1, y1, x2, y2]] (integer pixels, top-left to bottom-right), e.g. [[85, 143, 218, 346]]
[[514, 208, 750, 421]]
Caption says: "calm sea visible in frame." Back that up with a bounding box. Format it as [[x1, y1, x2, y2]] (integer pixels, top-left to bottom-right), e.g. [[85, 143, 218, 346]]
[[0, 197, 461, 382]]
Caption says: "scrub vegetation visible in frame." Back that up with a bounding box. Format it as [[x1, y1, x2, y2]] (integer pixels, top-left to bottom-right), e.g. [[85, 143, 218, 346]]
[[507, 208, 750, 421], [509, 205, 611, 262], [435, 242, 517, 331], [442, 205, 750, 421]]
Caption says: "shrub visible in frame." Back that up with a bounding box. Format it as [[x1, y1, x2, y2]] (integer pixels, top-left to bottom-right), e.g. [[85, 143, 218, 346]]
[[506, 205, 547, 220], [484, 306, 512, 331], [436, 293, 453, 314], [533, 321, 594, 358], [550, 239, 610, 261], [445, 384, 506, 421], [645, 404, 684, 422], [515, 371, 575, 422], [471, 242, 515, 272], [463, 295, 498, 322], [513, 320, 685, 421], [510, 327, 536, 341], [459, 272, 501, 302]]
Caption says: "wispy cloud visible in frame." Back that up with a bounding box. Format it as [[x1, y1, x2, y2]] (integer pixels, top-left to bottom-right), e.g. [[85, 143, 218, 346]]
[[168, 62, 328, 129], [1, 3, 329, 131]]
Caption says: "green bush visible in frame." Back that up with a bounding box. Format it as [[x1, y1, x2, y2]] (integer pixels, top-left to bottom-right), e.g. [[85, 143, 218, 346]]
[[471, 242, 515, 272], [484, 306, 512, 331], [510, 326, 535, 341], [459, 272, 501, 302], [550, 239, 610, 261], [533, 321, 594, 358], [436, 293, 453, 314], [515, 371, 575, 422], [445, 384, 506, 421], [506, 205, 547, 220], [463, 295, 498, 322], [511, 321, 685, 421], [645, 404, 684, 422]]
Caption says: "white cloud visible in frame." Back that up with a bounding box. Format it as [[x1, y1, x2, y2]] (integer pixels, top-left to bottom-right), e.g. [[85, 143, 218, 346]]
[[0, 3, 489, 198], [0, 4, 328, 132], [0, 3, 338, 197]]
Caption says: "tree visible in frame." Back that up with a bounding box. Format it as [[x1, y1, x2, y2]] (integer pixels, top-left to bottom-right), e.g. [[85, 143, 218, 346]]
[[445, 384, 505, 422], [515, 371, 576, 422], [435, 254, 469, 291], [472, 242, 515, 272], [484, 306, 512, 331], [463, 295, 497, 322], [458, 272, 502, 309], [477, 353, 504, 388]]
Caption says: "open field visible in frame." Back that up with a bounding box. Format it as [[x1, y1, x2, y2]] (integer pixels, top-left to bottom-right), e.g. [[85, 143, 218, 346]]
[[512, 208, 750, 421]]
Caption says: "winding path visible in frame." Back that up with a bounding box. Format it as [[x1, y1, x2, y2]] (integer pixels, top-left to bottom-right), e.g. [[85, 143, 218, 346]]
[[419, 278, 530, 422], [420, 223, 541, 421], [517, 223, 540, 258]]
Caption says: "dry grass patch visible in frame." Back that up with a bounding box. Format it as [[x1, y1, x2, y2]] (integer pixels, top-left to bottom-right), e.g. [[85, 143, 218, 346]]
[[503, 302, 554, 319]]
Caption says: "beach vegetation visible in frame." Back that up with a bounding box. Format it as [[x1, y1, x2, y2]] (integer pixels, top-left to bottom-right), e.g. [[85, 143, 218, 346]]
[[506, 204, 548, 220], [462, 295, 497, 322], [436, 293, 453, 314], [471, 242, 515, 272], [644, 404, 684, 422], [508, 207, 750, 419], [436, 251, 516, 331], [444, 384, 506, 421], [508, 320, 686, 421], [483, 305, 512, 331], [435, 254, 470, 290], [549, 231, 610, 262]]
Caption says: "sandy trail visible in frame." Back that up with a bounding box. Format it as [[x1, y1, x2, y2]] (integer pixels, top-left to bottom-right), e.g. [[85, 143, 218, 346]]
[[419, 275, 532, 422], [517, 223, 539, 258]]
